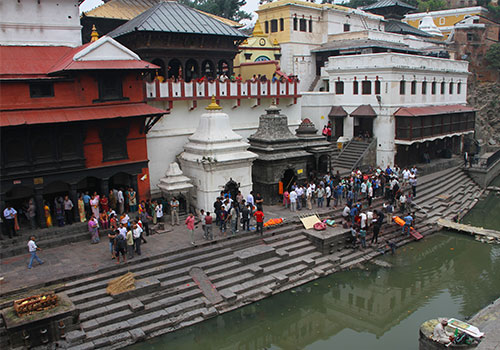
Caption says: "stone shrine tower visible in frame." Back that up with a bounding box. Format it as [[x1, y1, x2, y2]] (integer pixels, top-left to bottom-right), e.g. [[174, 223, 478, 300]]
[[248, 103, 310, 204], [179, 98, 257, 211]]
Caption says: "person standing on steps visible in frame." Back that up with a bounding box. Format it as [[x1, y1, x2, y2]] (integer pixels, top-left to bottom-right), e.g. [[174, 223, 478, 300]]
[[27, 236, 43, 269], [170, 197, 180, 226], [3, 205, 17, 238], [185, 213, 195, 245], [254, 209, 264, 236]]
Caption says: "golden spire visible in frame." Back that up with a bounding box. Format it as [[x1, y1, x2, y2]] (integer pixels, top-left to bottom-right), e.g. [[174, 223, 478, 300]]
[[90, 24, 99, 42], [206, 96, 222, 110]]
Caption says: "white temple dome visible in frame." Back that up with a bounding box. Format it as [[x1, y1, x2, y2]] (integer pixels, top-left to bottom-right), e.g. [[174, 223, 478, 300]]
[[419, 15, 443, 37]]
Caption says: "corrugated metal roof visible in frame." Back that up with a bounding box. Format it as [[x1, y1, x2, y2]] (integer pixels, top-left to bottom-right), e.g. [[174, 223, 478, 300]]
[[84, 0, 243, 28], [394, 105, 475, 117], [108, 1, 246, 38], [363, 0, 416, 11], [1, 103, 167, 127], [312, 39, 420, 53], [385, 20, 433, 37]]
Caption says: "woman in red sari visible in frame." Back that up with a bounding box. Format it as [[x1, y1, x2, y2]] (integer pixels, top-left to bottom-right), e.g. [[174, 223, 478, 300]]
[[100, 195, 109, 213]]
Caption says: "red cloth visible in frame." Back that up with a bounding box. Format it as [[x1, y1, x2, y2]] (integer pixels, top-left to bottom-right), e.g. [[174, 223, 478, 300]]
[[254, 211, 264, 223]]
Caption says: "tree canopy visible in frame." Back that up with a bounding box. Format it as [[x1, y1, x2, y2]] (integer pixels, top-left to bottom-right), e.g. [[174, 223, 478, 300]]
[[179, 0, 252, 22], [485, 43, 500, 70]]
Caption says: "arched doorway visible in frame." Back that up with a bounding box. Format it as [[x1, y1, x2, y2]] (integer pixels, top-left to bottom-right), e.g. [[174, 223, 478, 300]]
[[201, 60, 215, 79], [109, 172, 131, 191], [224, 179, 240, 200], [281, 169, 296, 191], [218, 59, 229, 75], [185, 59, 199, 82], [151, 58, 166, 81], [77, 176, 100, 196], [168, 59, 182, 80]]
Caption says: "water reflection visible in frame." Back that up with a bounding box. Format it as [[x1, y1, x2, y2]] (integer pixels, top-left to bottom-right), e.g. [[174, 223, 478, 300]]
[[128, 233, 500, 350]]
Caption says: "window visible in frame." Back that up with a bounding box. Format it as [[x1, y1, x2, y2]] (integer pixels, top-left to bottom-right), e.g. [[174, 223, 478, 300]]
[[422, 81, 427, 95], [411, 80, 417, 95], [335, 81, 344, 94], [449, 82, 453, 94], [280, 18, 284, 31], [309, 19, 313, 32], [270, 19, 278, 33], [399, 80, 406, 95], [353, 80, 359, 95], [431, 81, 436, 95], [97, 75, 123, 102], [344, 23, 350, 32], [265, 21, 269, 33], [29, 82, 54, 98], [457, 82, 461, 94], [299, 18, 307, 32], [362, 80, 371, 95], [101, 128, 128, 161], [293, 17, 298, 31], [441, 81, 445, 94]]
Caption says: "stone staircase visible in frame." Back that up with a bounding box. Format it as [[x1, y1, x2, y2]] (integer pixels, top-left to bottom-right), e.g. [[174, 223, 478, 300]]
[[331, 139, 371, 173], [0, 223, 93, 259], [0, 167, 484, 350]]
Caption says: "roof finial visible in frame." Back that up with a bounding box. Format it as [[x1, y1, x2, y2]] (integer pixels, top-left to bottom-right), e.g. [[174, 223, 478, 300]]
[[206, 96, 222, 110], [90, 24, 99, 42]]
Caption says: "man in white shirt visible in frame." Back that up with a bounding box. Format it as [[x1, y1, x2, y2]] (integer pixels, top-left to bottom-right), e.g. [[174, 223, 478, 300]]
[[27, 236, 43, 269], [117, 190, 124, 214], [132, 222, 143, 255], [433, 318, 452, 345], [289, 190, 297, 212], [3, 206, 18, 238]]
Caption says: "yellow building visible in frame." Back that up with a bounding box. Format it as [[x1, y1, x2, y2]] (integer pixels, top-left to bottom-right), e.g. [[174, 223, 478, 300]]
[[233, 21, 282, 80], [403, 6, 489, 39]]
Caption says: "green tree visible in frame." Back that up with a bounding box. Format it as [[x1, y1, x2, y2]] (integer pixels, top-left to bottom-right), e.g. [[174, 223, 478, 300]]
[[179, 0, 252, 22], [485, 43, 500, 70], [416, 0, 448, 12]]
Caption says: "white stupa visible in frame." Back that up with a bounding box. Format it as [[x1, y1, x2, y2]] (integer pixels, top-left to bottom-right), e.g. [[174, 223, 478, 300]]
[[419, 15, 443, 37], [179, 97, 258, 210]]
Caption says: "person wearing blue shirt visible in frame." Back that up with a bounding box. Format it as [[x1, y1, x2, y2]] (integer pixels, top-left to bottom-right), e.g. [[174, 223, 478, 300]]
[[402, 213, 413, 236]]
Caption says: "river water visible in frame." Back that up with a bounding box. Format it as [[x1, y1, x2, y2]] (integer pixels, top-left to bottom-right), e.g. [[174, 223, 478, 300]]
[[128, 178, 500, 350]]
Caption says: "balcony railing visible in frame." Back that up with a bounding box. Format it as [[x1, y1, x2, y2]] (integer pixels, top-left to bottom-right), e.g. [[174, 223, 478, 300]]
[[145, 79, 300, 107]]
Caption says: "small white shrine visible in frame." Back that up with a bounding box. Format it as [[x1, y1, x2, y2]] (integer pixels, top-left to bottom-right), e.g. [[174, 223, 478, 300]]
[[179, 97, 258, 211], [157, 162, 194, 210]]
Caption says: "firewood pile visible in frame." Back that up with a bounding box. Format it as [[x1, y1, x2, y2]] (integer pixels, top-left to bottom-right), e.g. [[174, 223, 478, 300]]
[[14, 292, 58, 317], [106, 272, 136, 296]]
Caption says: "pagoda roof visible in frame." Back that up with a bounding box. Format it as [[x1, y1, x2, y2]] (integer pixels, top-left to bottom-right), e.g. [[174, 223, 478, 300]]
[[362, 0, 416, 12], [108, 1, 247, 39], [83, 0, 243, 28], [385, 20, 433, 37]]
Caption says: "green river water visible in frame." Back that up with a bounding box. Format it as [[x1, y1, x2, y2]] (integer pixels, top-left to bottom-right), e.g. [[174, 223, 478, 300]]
[[129, 178, 500, 350]]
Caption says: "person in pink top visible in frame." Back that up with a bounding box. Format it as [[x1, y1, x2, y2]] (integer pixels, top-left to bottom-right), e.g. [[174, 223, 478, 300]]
[[185, 213, 196, 245]]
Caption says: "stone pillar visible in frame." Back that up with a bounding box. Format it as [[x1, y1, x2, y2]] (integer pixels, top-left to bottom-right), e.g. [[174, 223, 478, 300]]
[[100, 178, 109, 197], [69, 183, 79, 223], [34, 187, 46, 228]]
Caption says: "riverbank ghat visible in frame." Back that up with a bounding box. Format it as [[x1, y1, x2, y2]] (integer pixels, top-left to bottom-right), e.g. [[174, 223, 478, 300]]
[[0, 167, 486, 349], [469, 298, 500, 350], [437, 219, 500, 244]]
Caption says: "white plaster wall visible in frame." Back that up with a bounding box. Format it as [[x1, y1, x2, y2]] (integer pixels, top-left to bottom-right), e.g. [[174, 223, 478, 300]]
[[0, 0, 82, 47], [147, 98, 302, 196], [179, 161, 254, 211]]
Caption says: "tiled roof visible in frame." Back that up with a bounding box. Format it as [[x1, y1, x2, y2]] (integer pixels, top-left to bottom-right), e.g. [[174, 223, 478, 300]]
[[108, 1, 246, 38], [385, 20, 433, 37], [84, 0, 243, 28]]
